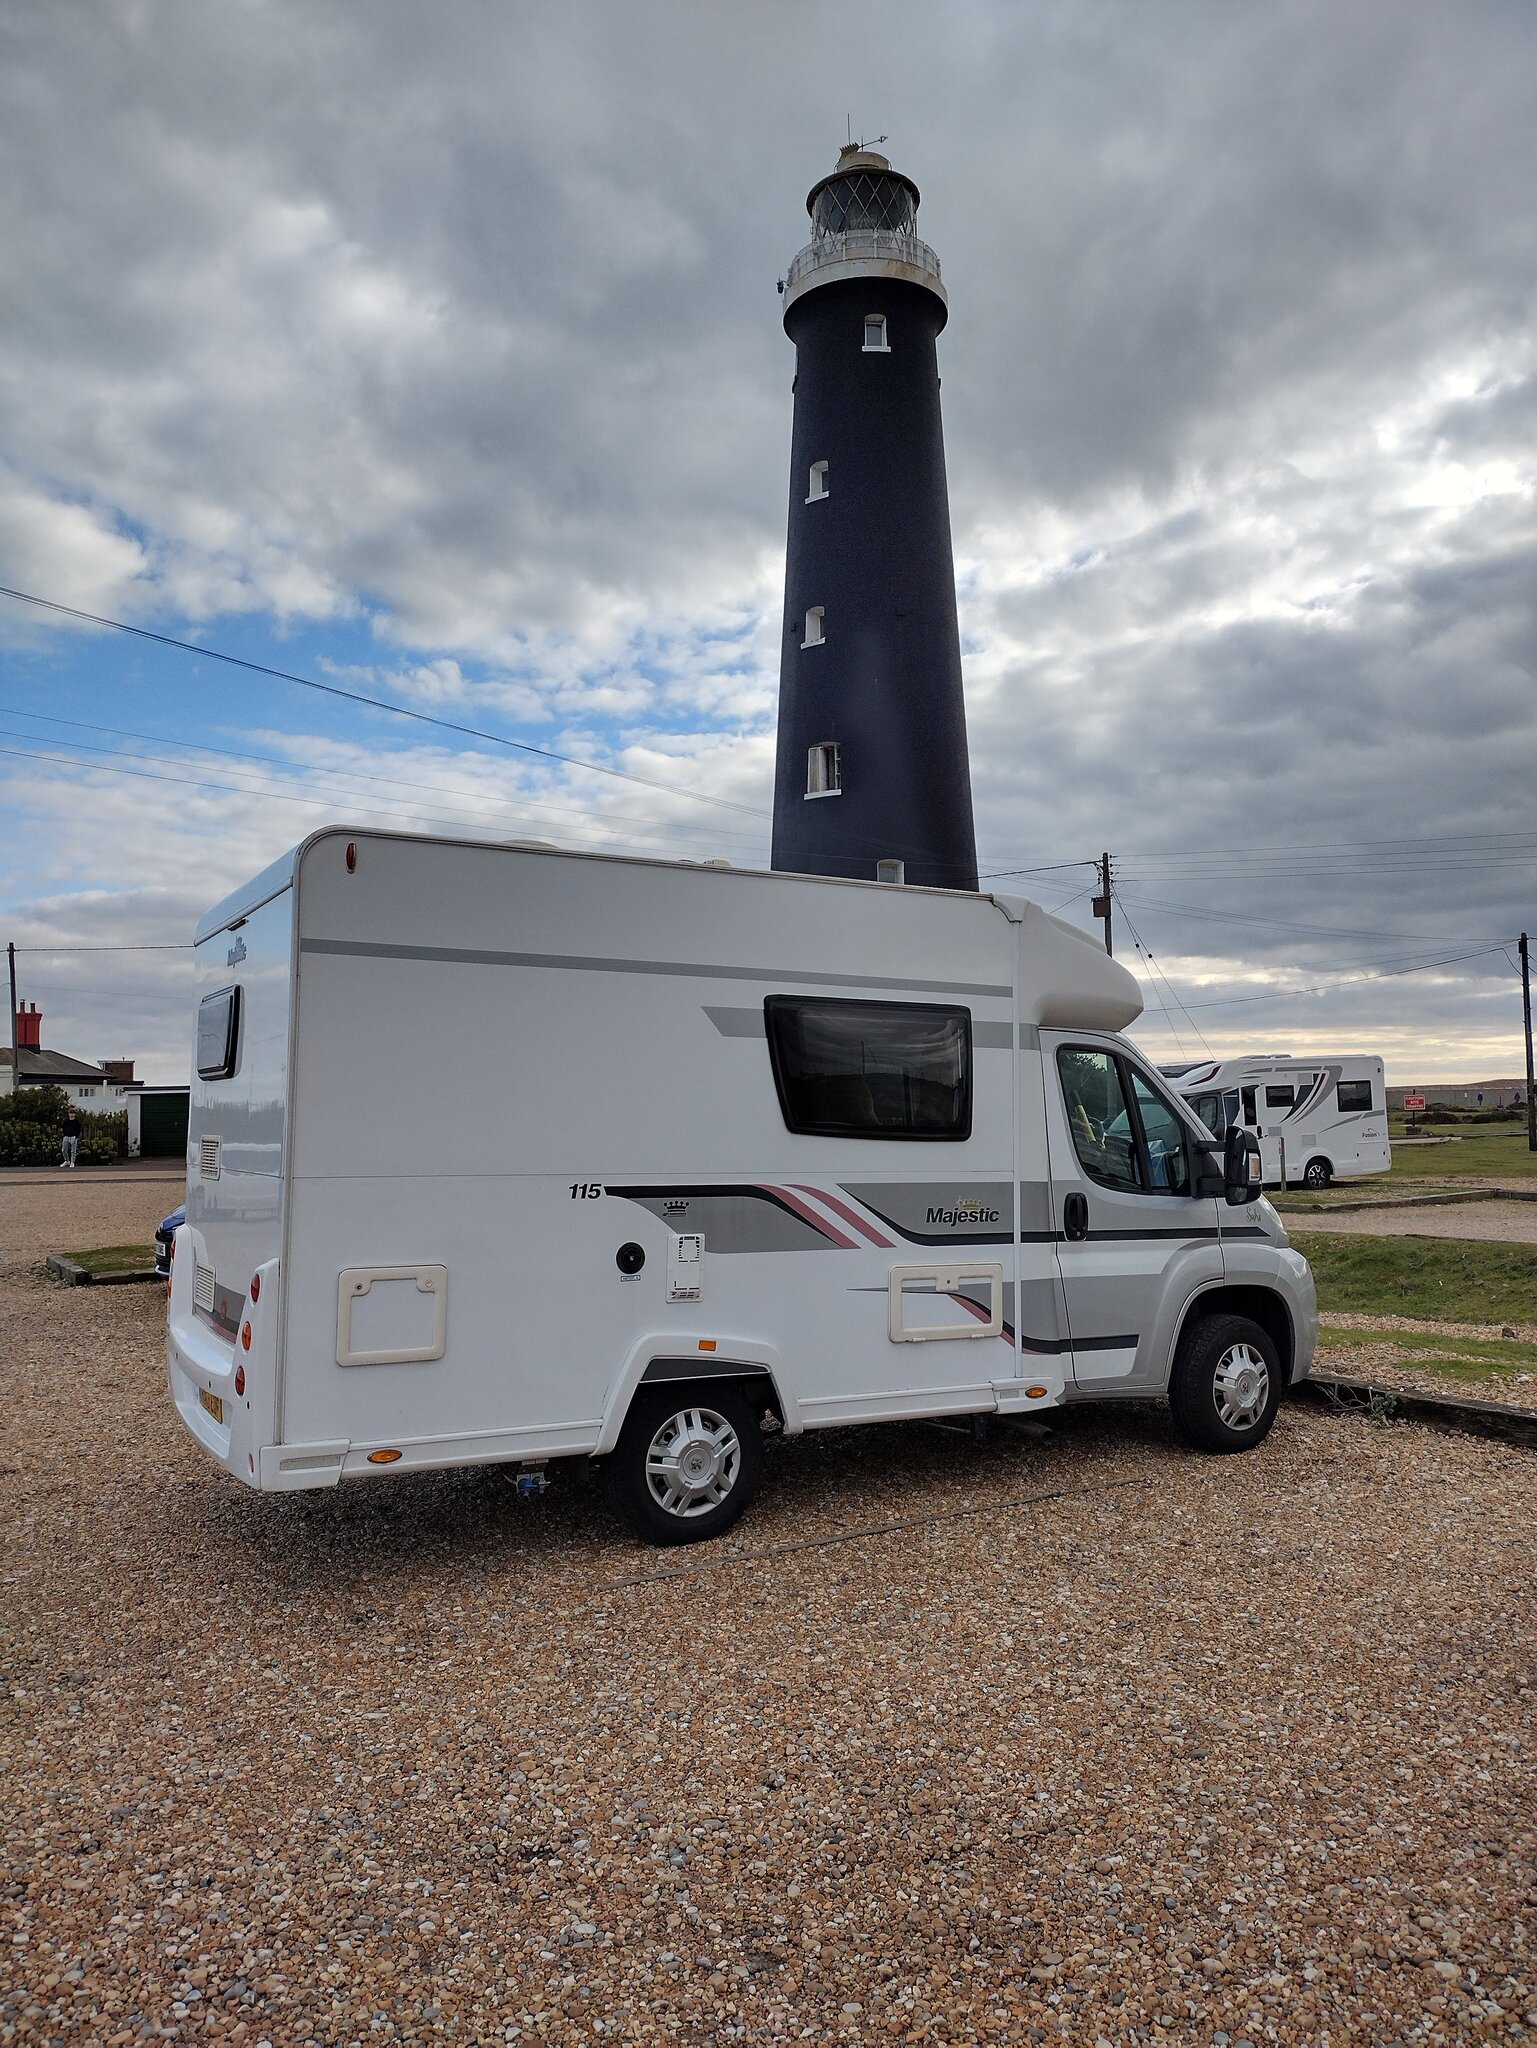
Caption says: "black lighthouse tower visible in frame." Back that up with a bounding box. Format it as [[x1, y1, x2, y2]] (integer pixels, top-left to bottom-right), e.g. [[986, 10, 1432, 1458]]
[[771, 145, 978, 892]]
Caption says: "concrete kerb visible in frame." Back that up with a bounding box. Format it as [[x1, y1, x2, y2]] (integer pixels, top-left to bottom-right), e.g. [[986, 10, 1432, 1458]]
[[1277, 1185, 1537, 1217], [45, 1254, 162, 1288], [1293, 1371, 1537, 1450]]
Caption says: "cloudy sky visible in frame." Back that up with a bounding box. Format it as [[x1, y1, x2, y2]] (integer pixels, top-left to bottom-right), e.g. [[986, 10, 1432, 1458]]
[[2, 0, 1535, 1083]]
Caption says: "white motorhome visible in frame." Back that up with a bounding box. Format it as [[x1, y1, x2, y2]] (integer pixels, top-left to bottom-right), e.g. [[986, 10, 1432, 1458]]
[[1162, 1054, 1391, 1191], [169, 831, 1316, 1543]]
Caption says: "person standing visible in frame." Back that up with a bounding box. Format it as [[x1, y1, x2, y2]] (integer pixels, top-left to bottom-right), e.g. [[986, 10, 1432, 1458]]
[[60, 1108, 81, 1169]]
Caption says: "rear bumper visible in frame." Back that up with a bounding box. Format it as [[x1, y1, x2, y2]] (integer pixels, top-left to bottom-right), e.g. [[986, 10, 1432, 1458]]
[[166, 1228, 278, 1488], [167, 1308, 245, 1479]]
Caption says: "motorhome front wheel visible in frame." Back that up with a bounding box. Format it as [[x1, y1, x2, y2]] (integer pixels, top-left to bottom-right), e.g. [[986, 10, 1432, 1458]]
[[606, 1386, 764, 1545], [1168, 1314, 1282, 1454]]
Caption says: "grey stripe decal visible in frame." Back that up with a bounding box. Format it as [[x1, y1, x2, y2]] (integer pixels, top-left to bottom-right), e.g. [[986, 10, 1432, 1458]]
[[704, 1007, 766, 1038], [303, 937, 1011, 999]]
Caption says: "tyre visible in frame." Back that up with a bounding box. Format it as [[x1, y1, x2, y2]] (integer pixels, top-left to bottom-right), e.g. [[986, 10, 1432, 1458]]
[[1303, 1157, 1332, 1190], [605, 1385, 763, 1545], [1168, 1313, 1282, 1454]]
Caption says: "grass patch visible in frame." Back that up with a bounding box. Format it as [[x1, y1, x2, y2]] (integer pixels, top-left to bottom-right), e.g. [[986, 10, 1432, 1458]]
[[1385, 1128, 1537, 1181], [68, 1243, 156, 1277], [1289, 1230, 1537, 1324], [1318, 1320, 1537, 1380]]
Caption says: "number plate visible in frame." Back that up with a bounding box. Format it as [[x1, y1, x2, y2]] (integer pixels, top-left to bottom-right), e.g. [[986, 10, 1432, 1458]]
[[198, 1387, 224, 1425]]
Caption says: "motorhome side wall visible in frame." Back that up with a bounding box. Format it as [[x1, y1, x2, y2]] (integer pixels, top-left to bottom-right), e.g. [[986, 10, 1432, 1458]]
[[186, 878, 294, 1323], [279, 833, 1032, 1470]]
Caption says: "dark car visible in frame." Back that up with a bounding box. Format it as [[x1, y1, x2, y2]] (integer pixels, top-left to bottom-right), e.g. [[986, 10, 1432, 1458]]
[[154, 1204, 185, 1280]]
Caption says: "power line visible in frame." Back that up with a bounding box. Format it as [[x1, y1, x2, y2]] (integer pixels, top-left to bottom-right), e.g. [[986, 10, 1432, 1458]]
[[1114, 886, 1508, 950], [1113, 891, 1213, 1055], [0, 730, 767, 862], [1135, 941, 1511, 1015], [0, 705, 768, 852], [0, 582, 769, 819]]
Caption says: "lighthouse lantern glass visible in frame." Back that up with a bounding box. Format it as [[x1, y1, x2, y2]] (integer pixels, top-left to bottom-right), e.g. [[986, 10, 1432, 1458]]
[[812, 173, 916, 239]]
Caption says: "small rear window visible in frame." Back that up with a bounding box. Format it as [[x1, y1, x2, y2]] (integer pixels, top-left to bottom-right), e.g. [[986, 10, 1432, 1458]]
[[1337, 1079, 1373, 1112], [764, 996, 971, 1139], [1265, 1085, 1295, 1109], [196, 985, 242, 1080]]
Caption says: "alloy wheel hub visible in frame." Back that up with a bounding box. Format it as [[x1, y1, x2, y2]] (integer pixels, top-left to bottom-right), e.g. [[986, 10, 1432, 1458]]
[[1213, 1343, 1270, 1429], [645, 1407, 742, 1519]]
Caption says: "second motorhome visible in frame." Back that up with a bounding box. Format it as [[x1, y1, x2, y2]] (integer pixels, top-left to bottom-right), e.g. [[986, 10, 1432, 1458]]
[[169, 831, 1316, 1543], [1162, 1054, 1391, 1190]]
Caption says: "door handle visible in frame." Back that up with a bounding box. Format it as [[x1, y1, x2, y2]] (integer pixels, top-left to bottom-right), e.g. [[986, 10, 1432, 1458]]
[[1063, 1192, 1089, 1242]]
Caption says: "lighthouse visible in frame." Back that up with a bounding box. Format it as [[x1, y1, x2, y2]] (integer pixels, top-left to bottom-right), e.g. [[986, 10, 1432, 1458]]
[[770, 145, 978, 892]]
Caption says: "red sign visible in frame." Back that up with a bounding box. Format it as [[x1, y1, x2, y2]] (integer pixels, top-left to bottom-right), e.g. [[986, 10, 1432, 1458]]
[[1403, 1093, 1426, 1111]]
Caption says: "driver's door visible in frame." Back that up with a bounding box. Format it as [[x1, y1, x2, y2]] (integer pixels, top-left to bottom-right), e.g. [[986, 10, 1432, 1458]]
[[1041, 1035, 1224, 1391]]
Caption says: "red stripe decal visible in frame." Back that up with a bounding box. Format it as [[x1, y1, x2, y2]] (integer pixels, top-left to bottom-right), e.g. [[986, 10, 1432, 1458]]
[[951, 1292, 1016, 1345], [765, 1184, 858, 1248], [792, 1184, 894, 1247]]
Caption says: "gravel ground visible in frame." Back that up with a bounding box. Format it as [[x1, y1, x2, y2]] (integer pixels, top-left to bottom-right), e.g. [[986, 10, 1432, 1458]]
[[5, 1182, 1537, 2046], [1287, 1202, 1537, 1244], [0, 1170, 178, 1266], [1314, 1340, 1537, 1410]]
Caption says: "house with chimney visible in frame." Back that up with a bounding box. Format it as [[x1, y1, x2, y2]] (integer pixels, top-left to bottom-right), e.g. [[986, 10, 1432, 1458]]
[[5, 1003, 190, 1156], [3, 1004, 138, 1110]]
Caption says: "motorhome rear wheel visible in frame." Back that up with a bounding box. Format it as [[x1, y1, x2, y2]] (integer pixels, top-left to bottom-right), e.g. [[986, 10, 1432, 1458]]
[[1168, 1315, 1282, 1454], [605, 1386, 765, 1545], [1302, 1158, 1332, 1190]]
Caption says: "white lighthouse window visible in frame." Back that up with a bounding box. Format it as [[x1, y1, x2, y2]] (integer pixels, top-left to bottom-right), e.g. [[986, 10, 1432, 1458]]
[[806, 460, 829, 502], [802, 605, 825, 648], [806, 741, 841, 798], [862, 314, 889, 353]]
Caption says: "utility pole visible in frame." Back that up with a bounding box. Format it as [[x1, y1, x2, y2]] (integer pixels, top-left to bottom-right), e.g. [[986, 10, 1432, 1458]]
[[1091, 851, 1114, 956], [1521, 933, 1536, 1152], [6, 942, 18, 1105]]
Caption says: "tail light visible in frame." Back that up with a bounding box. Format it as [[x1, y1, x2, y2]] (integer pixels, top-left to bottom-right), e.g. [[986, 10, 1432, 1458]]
[[249, 1272, 261, 1303], [234, 1363, 246, 1397], [241, 1322, 252, 1351]]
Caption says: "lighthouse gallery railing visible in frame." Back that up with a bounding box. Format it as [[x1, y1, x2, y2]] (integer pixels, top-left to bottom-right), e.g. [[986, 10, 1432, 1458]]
[[785, 230, 943, 292]]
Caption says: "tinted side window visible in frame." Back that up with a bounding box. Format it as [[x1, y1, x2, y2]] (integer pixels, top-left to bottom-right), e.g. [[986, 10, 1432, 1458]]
[[1129, 1069, 1192, 1195], [1265, 1085, 1295, 1109], [196, 985, 242, 1080], [1337, 1079, 1373, 1112], [1057, 1048, 1143, 1192], [764, 997, 971, 1139]]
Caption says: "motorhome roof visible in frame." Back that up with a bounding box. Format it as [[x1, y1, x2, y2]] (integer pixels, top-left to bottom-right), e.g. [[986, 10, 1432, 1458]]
[[194, 829, 1049, 944]]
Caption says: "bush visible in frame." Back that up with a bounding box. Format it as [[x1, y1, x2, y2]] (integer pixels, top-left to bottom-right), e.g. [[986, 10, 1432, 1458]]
[[0, 1120, 60, 1165], [0, 1092, 127, 1163], [83, 1110, 127, 1162], [0, 1082, 68, 1126]]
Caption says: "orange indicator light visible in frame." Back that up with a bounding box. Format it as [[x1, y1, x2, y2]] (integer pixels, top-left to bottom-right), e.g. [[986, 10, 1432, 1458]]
[[1025, 1385, 1048, 1399], [368, 1448, 402, 1464], [241, 1322, 252, 1351], [698, 1339, 717, 1352]]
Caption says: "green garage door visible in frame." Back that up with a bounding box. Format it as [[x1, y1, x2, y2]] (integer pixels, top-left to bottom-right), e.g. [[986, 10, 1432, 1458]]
[[140, 1092, 189, 1158]]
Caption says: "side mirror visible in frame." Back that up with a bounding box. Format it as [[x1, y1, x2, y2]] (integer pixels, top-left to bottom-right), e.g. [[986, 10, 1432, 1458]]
[[1193, 1144, 1225, 1200], [1224, 1125, 1262, 1205]]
